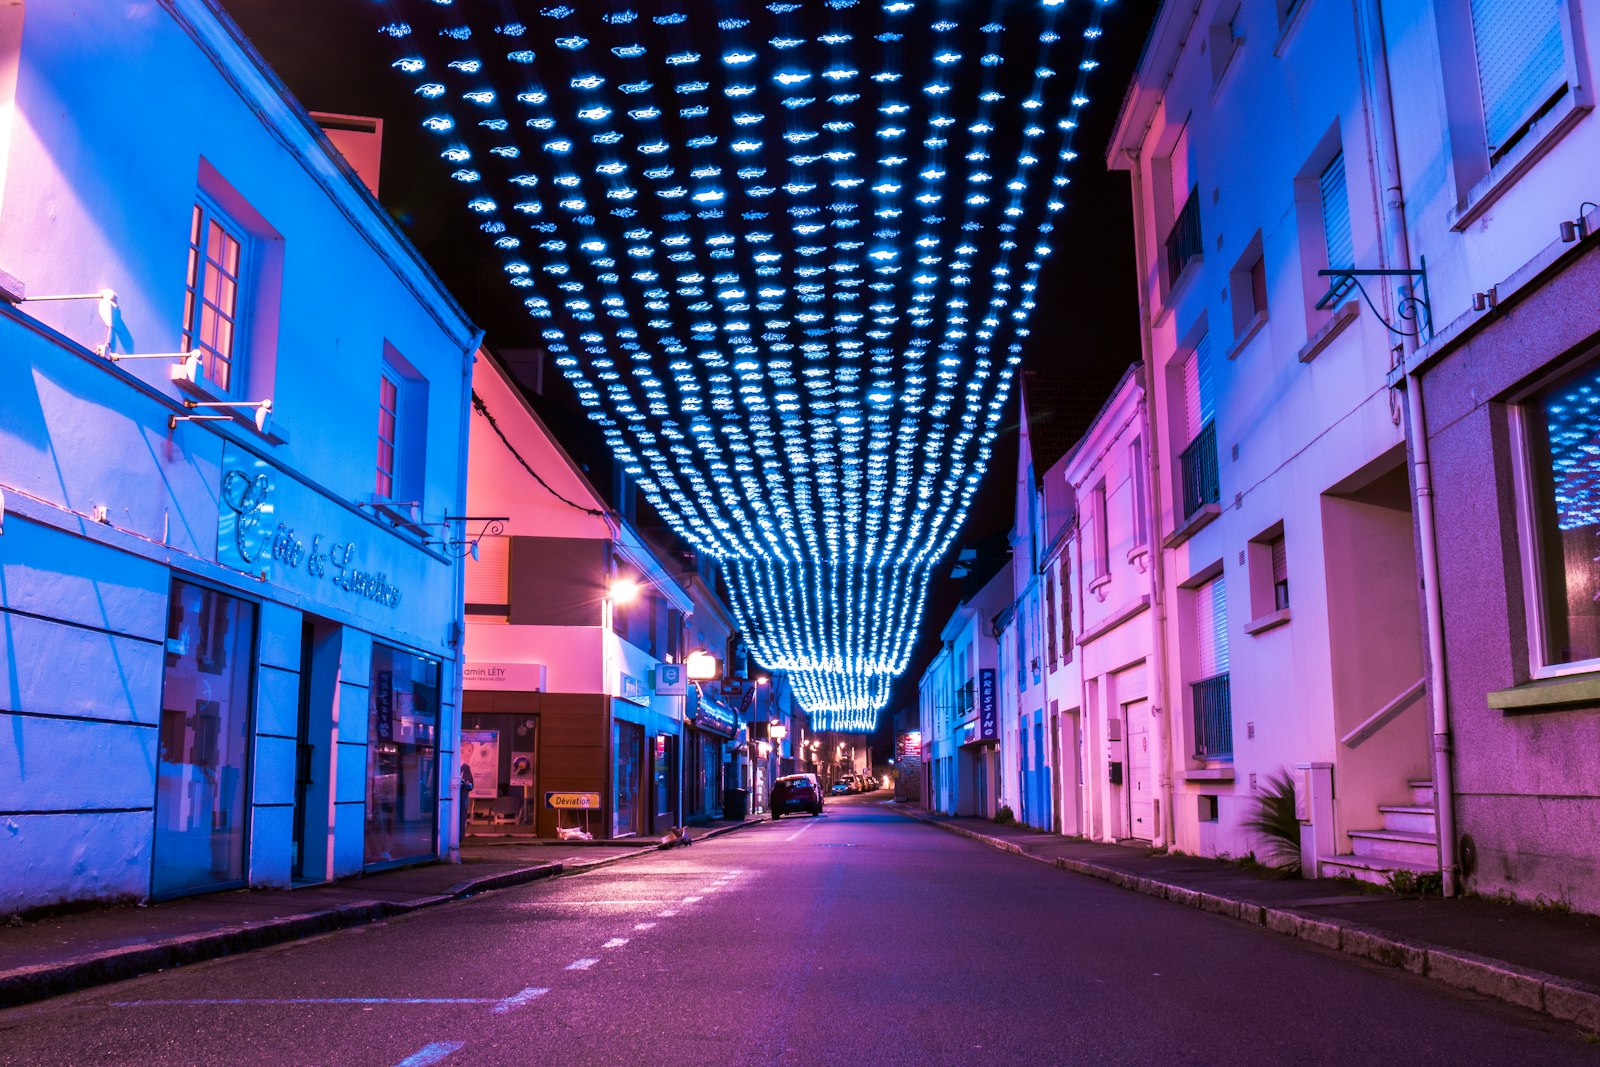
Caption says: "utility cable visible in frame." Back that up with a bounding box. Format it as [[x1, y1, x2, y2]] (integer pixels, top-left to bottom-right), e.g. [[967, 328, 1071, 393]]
[[471, 390, 606, 517]]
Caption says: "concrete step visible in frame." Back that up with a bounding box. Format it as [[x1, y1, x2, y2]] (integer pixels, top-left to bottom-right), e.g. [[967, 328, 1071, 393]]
[[1378, 804, 1437, 835], [1320, 852, 1439, 887], [1408, 779, 1435, 807], [1349, 827, 1439, 865]]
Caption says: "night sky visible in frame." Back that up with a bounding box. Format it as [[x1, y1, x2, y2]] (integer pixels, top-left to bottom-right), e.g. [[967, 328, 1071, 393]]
[[224, 0, 1153, 754]]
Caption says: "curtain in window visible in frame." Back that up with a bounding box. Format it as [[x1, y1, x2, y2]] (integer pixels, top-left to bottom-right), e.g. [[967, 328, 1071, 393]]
[[1194, 576, 1230, 679], [1471, 0, 1565, 152], [1320, 152, 1352, 271]]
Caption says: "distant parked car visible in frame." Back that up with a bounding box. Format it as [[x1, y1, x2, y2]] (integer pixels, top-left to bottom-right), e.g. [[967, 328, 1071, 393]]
[[829, 780, 851, 796], [770, 773, 824, 819]]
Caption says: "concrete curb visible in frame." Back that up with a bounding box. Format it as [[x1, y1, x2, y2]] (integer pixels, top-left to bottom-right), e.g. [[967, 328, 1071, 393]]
[[0, 818, 767, 1011], [893, 806, 1600, 1032]]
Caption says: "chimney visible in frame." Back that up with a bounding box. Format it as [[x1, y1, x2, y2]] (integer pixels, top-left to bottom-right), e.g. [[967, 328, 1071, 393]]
[[311, 112, 383, 196]]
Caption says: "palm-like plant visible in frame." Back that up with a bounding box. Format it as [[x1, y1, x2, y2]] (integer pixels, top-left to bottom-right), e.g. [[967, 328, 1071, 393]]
[[1242, 770, 1302, 876]]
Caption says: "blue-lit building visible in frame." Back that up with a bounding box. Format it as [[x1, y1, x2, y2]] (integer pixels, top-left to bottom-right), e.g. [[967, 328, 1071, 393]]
[[0, 0, 477, 910]]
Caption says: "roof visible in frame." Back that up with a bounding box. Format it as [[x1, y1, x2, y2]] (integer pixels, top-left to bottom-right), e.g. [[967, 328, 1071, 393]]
[[1021, 367, 1132, 483]]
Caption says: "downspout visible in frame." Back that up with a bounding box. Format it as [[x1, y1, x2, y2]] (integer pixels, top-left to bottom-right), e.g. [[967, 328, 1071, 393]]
[[1138, 390, 1177, 851], [1354, 0, 1458, 895], [1071, 499, 1094, 839], [449, 330, 485, 861], [1123, 149, 1177, 850]]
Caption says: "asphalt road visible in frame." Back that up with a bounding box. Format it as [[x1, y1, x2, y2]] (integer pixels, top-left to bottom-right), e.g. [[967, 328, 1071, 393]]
[[0, 797, 1593, 1066]]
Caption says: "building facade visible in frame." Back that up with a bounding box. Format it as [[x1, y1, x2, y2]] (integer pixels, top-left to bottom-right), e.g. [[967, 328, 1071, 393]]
[[461, 352, 697, 841], [0, 0, 477, 909], [1108, 0, 1432, 876], [1062, 365, 1162, 846]]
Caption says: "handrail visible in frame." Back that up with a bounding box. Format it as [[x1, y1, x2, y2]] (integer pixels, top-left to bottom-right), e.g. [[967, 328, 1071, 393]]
[[1340, 678, 1426, 749]]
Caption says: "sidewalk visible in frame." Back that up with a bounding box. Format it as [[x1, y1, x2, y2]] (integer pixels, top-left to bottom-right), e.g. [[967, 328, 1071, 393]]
[[892, 804, 1600, 1033], [0, 814, 763, 1010]]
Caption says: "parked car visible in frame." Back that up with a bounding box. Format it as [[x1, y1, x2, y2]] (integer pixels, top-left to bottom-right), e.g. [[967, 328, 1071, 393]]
[[771, 773, 824, 818], [829, 779, 851, 796]]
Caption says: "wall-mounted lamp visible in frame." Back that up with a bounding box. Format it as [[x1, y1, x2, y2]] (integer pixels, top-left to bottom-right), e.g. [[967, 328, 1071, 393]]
[[1471, 288, 1498, 312], [685, 649, 721, 680], [169, 398, 272, 435], [14, 289, 119, 354], [1560, 203, 1597, 243], [104, 347, 201, 370], [610, 577, 641, 603]]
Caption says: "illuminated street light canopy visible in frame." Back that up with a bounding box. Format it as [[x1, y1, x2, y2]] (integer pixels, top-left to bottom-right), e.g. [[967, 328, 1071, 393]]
[[378, 0, 1113, 731]]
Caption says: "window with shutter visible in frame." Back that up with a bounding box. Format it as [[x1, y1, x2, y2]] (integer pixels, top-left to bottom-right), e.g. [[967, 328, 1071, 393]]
[[1320, 152, 1352, 271], [1183, 351, 1202, 444], [1270, 536, 1289, 610], [1470, 0, 1566, 154], [465, 536, 510, 616], [1194, 577, 1230, 680]]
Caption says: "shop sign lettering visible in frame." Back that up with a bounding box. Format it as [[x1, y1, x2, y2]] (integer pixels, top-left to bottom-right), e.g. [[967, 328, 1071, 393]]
[[218, 457, 404, 609]]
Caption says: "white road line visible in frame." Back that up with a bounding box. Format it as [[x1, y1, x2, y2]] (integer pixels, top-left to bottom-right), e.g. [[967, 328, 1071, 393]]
[[511, 899, 678, 907], [681, 895, 702, 904], [657, 909, 678, 917], [393, 1042, 465, 1067], [111, 997, 495, 1008], [633, 922, 656, 931], [565, 958, 599, 971], [785, 820, 818, 842], [491, 988, 549, 1015], [602, 937, 629, 949]]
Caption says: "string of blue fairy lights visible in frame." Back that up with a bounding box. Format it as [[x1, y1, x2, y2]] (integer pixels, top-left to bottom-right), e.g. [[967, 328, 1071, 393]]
[[376, 0, 1114, 731]]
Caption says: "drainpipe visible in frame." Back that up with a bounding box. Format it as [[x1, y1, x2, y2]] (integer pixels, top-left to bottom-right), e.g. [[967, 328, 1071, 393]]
[[1354, 0, 1458, 895], [450, 330, 485, 862], [1137, 389, 1178, 852]]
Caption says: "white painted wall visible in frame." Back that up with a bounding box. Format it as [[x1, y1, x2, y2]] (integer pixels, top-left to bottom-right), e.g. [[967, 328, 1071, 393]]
[[0, 0, 475, 910]]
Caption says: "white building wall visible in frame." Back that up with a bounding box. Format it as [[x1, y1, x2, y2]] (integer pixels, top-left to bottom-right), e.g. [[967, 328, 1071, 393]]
[[1, 0, 476, 910], [1109, 0, 1424, 861]]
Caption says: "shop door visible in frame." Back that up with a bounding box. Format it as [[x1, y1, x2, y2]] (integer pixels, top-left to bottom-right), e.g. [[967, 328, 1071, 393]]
[[153, 580, 255, 899], [1125, 699, 1153, 841]]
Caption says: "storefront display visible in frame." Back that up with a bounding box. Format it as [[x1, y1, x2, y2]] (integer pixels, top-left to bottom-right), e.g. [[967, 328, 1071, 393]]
[[365, 645, 441, 867], [614, 720, 644, 837], [152, 580, 256, 899]]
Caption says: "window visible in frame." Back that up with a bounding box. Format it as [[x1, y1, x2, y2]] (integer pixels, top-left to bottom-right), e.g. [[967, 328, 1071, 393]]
[[376, 366, 401, 498], [1247, 525, 1290, 626], [1060, 557, 1073, 660], [1519, 357, 1600, 670], [1130, 437, 1150, 547], [1319, 152, 1353, 271], [1165, 188, 1203, 287], [1469, 0, 1568, 157], [366, 645, 441, 867], [374, 345, 429, 509], [182, 199, 248, 393], [1208, 4, 1245, 85], [1091, 481, 1110, 579], [1178, 335, 1219, 520], [1045, 572, 1058, 670], [1191, 575, 1232, 759]]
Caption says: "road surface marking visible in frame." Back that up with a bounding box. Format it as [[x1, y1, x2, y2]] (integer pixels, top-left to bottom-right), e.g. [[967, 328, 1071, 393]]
[[491, 988, 549, 1015], [657, 909, 678, 917], [566, 958, 599, 971], [785, 820, 819, 842], [602, 938, 629, 949], [681, 895, 702, 904], [393, 1042, 465, 1067], [111, 998, 496, 1008], [512, 899, 678, 907], [633, 922, 656, 931]]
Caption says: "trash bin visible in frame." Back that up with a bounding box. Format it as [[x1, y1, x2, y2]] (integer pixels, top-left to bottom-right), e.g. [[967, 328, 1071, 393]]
[[722, 787, 748, 821]]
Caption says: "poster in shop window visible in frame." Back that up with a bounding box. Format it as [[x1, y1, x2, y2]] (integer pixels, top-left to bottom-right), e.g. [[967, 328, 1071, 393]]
[[510, 751, 534, 787], [461, 729, 499, 799]]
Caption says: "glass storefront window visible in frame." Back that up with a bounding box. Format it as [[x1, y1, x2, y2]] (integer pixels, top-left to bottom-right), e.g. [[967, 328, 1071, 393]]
[[1527, 360, 1600, 666], [366, 644, 441, 867], [153, 580, 255, 898], [614, 720, 643, 837]]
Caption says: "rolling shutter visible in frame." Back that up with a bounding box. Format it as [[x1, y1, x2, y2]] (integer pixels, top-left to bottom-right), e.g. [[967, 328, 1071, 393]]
[[464, 535, 510, 611], [1194, 576, 1229, 679], [1320, 152, 1352, 271], [1470, 0, 1566, 152]]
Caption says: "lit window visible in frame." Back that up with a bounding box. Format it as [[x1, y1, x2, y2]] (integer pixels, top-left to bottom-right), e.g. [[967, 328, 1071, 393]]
[[1520, 358, 1600, 669], [377, 367, 402, 498], [181, 200, 248, 392]]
